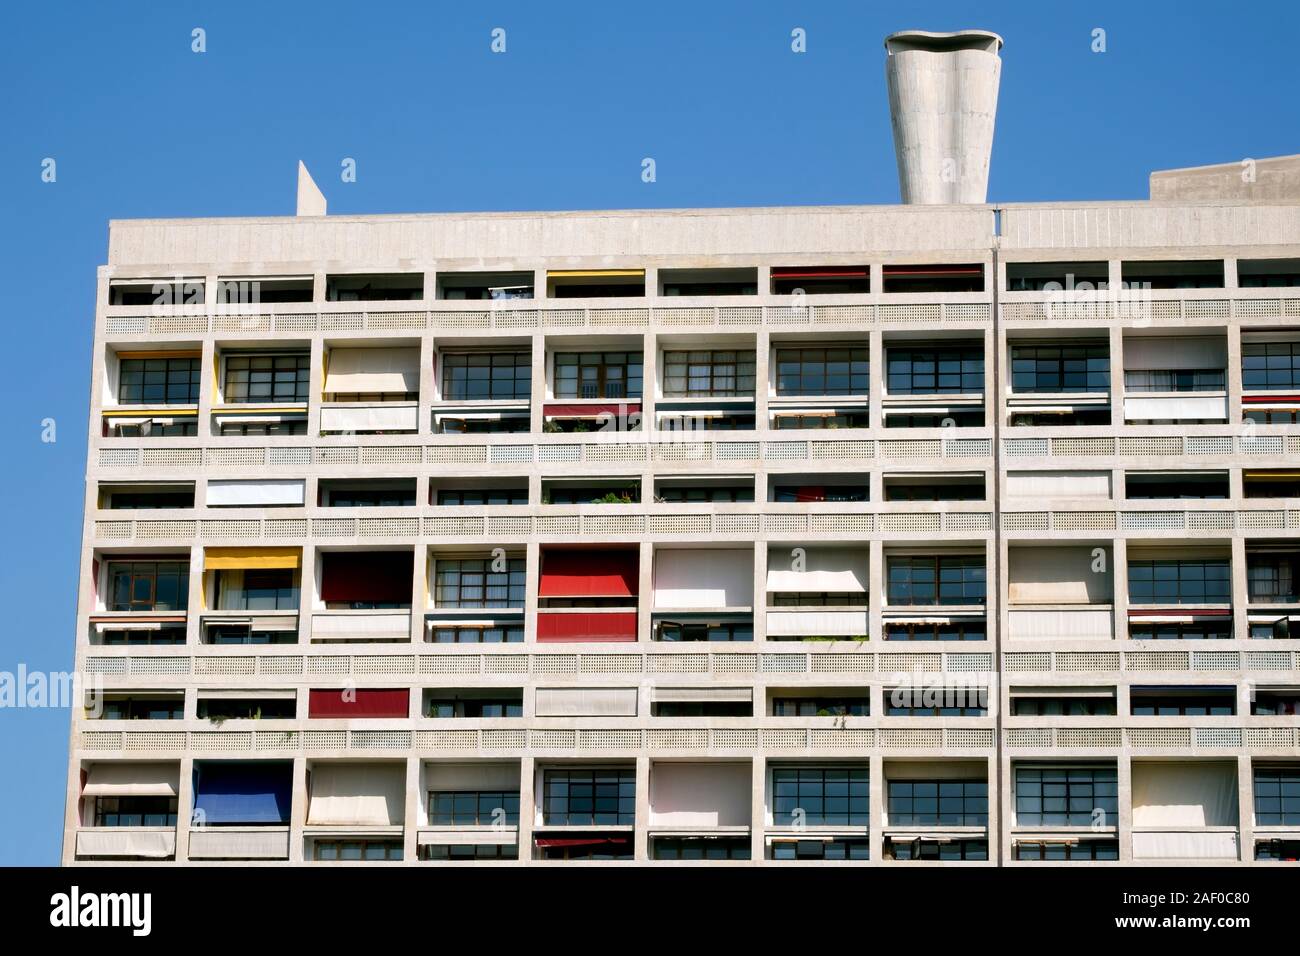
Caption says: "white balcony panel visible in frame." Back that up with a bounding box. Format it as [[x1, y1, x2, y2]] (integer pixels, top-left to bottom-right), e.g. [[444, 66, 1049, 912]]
[[535, 687, 638, 717], [311, 611, 411, 641], [1007, 608, 1113, 641], [652, 686, 752, 703], [418, 828, 518, 846], [649, 762, 751, 828], [766, 609, 867, 637], [324, 347, 420, 393], [320, 403, 419, 433], [207, 479, 306, 507], [1123, 395, 1227, 421], [1008, 546, 1112, 604], [76, 828, 175, 859], [766, 547, 869, 593], [307, 763, 405, 826], [187, 827, 290, 860], [1006, 470, 1111, 499], [653, 549, 754, 609], [1131, 829, 1238, 860]]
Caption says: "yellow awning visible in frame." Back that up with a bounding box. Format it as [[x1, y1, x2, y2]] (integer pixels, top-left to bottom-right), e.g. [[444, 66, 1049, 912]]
[[546, 269, 645, 278], [205, 547, 301, 570], [1244, 472, 1300, 479]]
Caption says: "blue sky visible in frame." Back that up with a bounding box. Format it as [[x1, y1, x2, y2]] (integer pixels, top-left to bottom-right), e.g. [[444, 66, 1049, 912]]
[[0, 0, 1295, 865]]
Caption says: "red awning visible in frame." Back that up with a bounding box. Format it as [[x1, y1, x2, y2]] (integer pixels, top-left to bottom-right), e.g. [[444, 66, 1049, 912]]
[[771, 267, 869, 279], [1243, 394, 1300, 404], [537, 612, 638, 643], [534, 836, 631, 848], [320, 551, 413, 604], [882, 264, 982, 277], [544, 402, 641, 418], [308, 688, 409, 718], [539, 549, 638, 597]]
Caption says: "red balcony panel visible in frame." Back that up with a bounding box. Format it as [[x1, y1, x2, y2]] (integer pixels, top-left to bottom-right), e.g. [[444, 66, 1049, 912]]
[[320, 551, 413, 604], [538, 549, 638, 598], [536, 611, 638, 643], [308, 688, 409, 718]]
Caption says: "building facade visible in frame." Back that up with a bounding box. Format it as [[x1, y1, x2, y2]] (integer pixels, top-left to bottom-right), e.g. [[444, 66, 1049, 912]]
[[63, 198, 1300, 865]]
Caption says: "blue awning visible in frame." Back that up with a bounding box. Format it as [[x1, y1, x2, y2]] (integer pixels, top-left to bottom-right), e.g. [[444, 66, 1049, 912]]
[[193, 761, 292, 825]]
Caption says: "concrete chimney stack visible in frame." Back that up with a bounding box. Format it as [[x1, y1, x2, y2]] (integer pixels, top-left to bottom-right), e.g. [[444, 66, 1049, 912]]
[[884, 30, 1003, 204]]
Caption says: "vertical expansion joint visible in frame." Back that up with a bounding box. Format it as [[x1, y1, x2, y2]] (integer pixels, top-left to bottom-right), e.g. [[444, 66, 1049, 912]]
[[884, 30, 1004, 205]]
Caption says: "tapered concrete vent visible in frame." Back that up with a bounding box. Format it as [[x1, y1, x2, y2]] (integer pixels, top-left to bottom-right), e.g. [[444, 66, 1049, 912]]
[[885, 30, 1003, 205]]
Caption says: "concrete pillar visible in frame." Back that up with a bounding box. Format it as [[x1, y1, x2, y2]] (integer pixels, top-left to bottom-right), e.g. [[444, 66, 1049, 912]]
[[1230, 537, 1250, 642], [1117, 753, 1133, 862], [403, 756, 420, 862], [750, 758, 766, 862], [174, 756, 195, 861], [1236, 754, 1254, 862], [288, 755, 308, 862], [529, 332, 546, 434], [518, 756, 536, 863], [634, 755, 651, 860]]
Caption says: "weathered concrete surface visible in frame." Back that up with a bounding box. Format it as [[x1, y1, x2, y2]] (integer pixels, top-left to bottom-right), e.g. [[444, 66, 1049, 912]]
[[885, 30, 1003, 205], [1150, 154, 1300, 202]]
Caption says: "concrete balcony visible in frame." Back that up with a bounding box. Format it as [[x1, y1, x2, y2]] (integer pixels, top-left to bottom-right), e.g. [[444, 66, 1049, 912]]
[[75, 826, 176, 859], [310, 610, 411, 643], [320, 402, 418, 434], [187, 825, 290, 860]]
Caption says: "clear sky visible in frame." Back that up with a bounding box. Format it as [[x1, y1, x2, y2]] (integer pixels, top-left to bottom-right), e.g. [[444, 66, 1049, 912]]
[[0, 0, 1295, 865]]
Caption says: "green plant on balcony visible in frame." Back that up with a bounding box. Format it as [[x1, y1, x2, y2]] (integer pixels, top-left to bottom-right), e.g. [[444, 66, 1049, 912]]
[[542, 420, 563, 434]]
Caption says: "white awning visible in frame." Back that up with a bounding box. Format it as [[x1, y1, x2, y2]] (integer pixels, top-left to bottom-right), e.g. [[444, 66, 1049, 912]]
[[324, 347, 420, 394], [417, 829, 518, 846], [75, 829, 176, 859], [766, 548, 868, 593], [84, 763, 180, 797], [535, 687, 638, 717], [207, 479, 305, 507], [307, 763, 406, 827], [1010, 687, 1115, 699], [654, 549, 754, 609]]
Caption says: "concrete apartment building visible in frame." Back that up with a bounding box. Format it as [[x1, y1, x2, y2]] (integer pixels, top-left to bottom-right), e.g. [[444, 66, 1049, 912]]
[[63, 32, 1300, 865]]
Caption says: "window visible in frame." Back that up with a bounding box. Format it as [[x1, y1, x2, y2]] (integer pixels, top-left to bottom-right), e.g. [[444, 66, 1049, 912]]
[[324, 486, 417, 507], [427, 625, 524, 644], [104, 490, 195, 510], [662, 350, 756, 397], [1124, 369, 1225, 392], [886, 838, 987, 860], [100, 697, 184, 720], [1130, 687, 1235, 716], [112, 421, 198, 437], [770, 266, 870, 296], [774, 348, 869, 396], [1009, 410, 1110, 426], [1244, 473, 1300, 498], [884, 481, 984, 502], [885, 621, 986, 642], [1243, 409, 1300, 425], [1242, 342, 1300, 391], [886, 690, 987, 717], [206, 626, 296, 646], [1254, 768, 1300, 826], [657, 485, 753, 503], [1011, 345, 1109, 393], [1129, 619, 1232, 640], [771, 767, 869, 826], [886, 347, 983, 394], [1125, 473, 1229, 499], [887, 556, 986, 606], [118, 358, 200, 405], [770, 592, 867, 607], [1011, 696, 1116, 717], [553, 352, 643, 399], [1256, 840, 1300, 861], [772, 698, 869, 717], [218, 419, 307, 436], [884, 410, 986, 429], [773, 486, 868, 503], [313, 840, 403, 861], [434, 559, 525, 609], [107, 561, 189, 612], [422, 844, 519, 860], [100, 626, 186, 646], [1252, 692, 1300, 716], [1248, 556, 1300, 603], [773, 412, 870, 429], [436, 416, 530, 434], [94, 796, 178, 827], [326, 274, 422, 301], [887, 780, 987, 826], [442, 353, 530, 401], [427, 696, 523, 718], [223, 354, 310, 403], [436, 489, 528, 506], [652, 700, 752, 717], [1252, 619, 1297, 640], [654, 837, 752, 860], [1015, 766, 1117, 826], [428, 791, 520, 826], [771, 838, 870, 860], [1128, 560, 1230, 604], [655, 621, 753, 642], [1015, 841, 1118, 861], [546, 485, 639, 505], [536, 836, 633, 860], [543, 769, 635, 826], [216, 569, 299, 611], [197, 698, 295, 720], [882, 264, 983, 293], [1006, 262, 1108, 291]]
